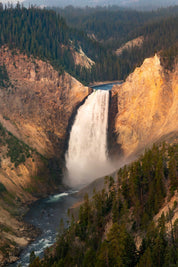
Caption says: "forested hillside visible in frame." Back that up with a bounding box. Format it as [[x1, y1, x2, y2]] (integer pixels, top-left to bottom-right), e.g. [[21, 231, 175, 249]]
[[0, 4, 126, 84], [118, 15, 178, 78], [54, 6, 178, 47], [29, 142, 178, 267], [1, 5, 178, 84], [54, 5, 178, 79], [0, 5, 108, 84]]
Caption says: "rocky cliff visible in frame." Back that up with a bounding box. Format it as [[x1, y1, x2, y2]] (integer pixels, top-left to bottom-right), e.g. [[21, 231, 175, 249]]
[[0, 45, 92, 197], [0, 46, 91, 265], [109, 54, 178, 160], [0, 46, 91, 158]]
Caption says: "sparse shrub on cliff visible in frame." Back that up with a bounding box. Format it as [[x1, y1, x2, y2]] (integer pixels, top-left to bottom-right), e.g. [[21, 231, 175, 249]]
[[6, 134, 31, 167], [0, 182, 7, 194], [0, 122, 31, 167], [160, 43, 178, 71], [0, 122, 6, 137], [0, 64, 10, 88]]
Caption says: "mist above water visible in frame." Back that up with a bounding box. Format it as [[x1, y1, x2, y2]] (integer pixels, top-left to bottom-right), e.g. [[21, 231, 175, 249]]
[[65, 90, 114, 186]]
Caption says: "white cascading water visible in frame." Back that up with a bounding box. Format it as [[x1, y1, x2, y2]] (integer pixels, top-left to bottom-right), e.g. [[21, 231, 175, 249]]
[[65, 90, 113, 186]]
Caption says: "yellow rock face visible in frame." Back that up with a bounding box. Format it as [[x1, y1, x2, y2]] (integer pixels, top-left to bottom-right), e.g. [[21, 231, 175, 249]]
[[111, 54, 178, 158]]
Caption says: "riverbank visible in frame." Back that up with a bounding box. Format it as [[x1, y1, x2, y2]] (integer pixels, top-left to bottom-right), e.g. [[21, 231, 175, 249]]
[[8, 190, 79, 267], [0, 183, 69, 267], [0, 211, 40, 267]]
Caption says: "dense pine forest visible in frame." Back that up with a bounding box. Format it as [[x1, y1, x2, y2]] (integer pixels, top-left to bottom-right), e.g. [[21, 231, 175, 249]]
[[54, 5, 178, 79], [53, 5, 178, 47], [118, 15, 178, 78], [0, 4, 178, 84], [29, 142, 178, 267], [0, 4, 121, 84], [0, 4, 94, 83]]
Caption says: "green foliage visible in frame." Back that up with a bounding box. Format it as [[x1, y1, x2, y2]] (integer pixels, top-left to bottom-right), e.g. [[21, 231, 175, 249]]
[[168, 144, 178, 194], [29, 256, 41, 267], [0, 122, 6, 137], [0, 182, 7, 194], [54, 6, 178, 79], [0, 243, 10, 256], [0, 5, 117, 84], [29, 251, 37, 265], [116, 15, 178, 79], [54, 5, 178, 47], [97, 223, 137, 267], [83, 248, 96, 267], [118, 143, 177, 229], [138, 215, 178, 267], [160, 42, 178, 71], [1, 5, 177, 85], [0, 122, 31, 167], [31, 142, 177, 267], [0, 64, 10, 88], [6, 133, 31, 167]]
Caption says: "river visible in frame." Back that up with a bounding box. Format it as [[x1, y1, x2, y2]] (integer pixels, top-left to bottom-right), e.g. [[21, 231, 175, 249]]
[[10, 190, 79, 267], [90, 81, 122, 90], [9, 82, 118, 267]]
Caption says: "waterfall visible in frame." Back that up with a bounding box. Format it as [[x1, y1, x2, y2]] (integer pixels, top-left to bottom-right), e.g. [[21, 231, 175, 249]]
[[65, 90, 113, 186]]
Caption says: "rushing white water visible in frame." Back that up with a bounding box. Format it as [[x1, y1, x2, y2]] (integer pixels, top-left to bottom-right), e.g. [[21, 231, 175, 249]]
[[65, 89, 113, 186]]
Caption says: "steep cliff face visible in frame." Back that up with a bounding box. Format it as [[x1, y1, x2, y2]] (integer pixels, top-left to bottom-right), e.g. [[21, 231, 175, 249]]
[[110, 54, 178, 159], [0, 47, 91, 160], [0, 45, 93, 200], [0, 46, 91, 265]]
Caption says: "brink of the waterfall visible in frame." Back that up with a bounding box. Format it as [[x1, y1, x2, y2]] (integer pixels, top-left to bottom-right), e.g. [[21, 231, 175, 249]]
[[65, 90, 114, 186]]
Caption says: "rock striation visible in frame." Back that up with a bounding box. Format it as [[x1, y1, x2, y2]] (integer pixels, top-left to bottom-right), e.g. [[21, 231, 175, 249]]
[[0, 46, 91, 265], [0, 46, 91, 159], [109, 54, 178, 160]]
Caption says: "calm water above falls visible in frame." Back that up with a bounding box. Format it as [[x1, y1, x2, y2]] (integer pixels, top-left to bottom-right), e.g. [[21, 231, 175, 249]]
[[91, 81, 122, 91]]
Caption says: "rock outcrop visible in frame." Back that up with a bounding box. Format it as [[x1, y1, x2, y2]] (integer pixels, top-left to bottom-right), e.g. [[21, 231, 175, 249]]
[[109, 54, 178, 159], [0, 46, 91, 159], [115, 36, 144, 56], [0, 46, 91, 265], [0, 45, 93, 199], [73, 46, 95, 69]]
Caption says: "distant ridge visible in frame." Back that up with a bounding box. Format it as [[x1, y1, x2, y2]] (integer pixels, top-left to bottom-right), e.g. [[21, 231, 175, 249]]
[[3, 0, 177, 9]]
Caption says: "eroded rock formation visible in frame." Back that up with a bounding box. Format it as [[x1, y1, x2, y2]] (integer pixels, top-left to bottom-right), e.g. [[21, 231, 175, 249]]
[[109, 54, 178, 160], [0, 46, 91, 265], [0, 46, 91, 158]]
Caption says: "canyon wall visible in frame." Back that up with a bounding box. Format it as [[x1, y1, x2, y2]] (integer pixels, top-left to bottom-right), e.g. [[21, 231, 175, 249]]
[[0, 46, 91, 265], [0, 46, 92, 197], [109, 54, 178, 160], [0, 47, 91, 158]]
